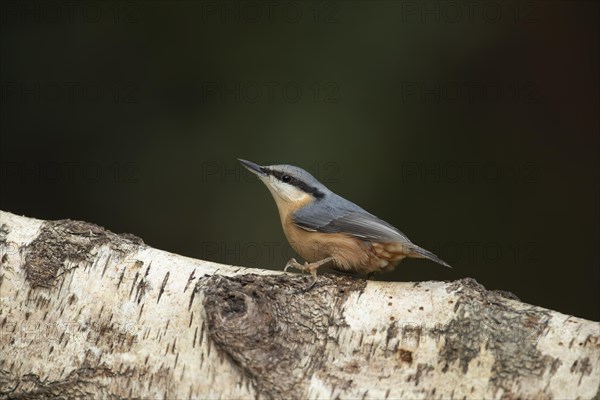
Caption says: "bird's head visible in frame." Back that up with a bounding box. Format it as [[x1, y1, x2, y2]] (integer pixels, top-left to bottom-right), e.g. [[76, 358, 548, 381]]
[[239, 159, 327, 207]]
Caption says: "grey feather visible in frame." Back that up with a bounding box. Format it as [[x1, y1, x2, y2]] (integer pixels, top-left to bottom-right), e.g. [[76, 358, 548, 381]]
[[293, 192, 412, 244], [409, 245, 451, 268]]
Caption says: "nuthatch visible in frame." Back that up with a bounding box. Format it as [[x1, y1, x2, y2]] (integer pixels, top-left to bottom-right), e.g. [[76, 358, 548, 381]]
[[239, 159, 450, 285]]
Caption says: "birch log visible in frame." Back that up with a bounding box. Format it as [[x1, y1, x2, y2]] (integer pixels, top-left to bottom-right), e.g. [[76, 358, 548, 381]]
[[0, 210, 598, 399]]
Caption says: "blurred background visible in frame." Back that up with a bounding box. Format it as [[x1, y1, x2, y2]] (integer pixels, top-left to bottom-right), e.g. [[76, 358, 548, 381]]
[[0, 1, 598, 320]]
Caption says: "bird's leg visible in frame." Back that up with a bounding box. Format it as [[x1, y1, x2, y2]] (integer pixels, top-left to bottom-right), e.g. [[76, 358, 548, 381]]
[[284, 257, 334, 290], [284, 256, 334, 276]]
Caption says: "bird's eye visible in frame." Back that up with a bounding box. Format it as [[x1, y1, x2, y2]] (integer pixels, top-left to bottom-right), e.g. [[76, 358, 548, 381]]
[[282, 175, 291, 183]]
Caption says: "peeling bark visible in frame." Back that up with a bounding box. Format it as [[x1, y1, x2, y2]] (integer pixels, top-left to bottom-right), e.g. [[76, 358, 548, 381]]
[[0, 211, 598, 399]]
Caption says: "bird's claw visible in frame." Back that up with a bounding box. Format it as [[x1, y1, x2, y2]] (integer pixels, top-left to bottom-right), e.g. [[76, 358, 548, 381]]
[[284, 258, 299, 272], [303, 276, 318, 291]]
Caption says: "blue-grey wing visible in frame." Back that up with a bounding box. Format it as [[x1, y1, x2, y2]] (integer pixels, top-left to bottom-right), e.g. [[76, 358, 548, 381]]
[[293, 196, 412, 244]]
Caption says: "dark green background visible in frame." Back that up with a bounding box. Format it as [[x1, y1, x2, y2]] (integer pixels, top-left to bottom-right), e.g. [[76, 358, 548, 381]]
[[1, 1, 598, 320]]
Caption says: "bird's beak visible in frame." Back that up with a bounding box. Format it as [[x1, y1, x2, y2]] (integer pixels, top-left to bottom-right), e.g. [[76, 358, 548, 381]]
[[238, 159, 266, 176]]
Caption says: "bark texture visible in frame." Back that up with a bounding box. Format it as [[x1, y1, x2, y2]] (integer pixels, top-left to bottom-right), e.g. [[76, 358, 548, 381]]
[[0, 211, 598, 399]]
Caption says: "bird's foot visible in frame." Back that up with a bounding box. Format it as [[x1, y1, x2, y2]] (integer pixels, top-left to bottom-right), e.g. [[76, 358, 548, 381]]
[[284, 258, 301, 273], [284, 257, 334, 290]]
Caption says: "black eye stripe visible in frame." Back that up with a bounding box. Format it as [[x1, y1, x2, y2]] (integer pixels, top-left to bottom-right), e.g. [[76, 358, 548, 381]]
[[267, 169, 325, 199]]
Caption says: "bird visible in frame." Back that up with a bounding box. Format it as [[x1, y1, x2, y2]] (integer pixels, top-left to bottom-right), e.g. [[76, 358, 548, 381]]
[[239, 159, 450, 286]]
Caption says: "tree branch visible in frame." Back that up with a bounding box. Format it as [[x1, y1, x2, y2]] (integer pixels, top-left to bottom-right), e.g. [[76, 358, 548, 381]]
[[0, 211, 598, 399]]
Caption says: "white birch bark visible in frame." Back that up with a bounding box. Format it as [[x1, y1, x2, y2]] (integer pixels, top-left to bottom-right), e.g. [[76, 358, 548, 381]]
[[0, 210, 598, 399]]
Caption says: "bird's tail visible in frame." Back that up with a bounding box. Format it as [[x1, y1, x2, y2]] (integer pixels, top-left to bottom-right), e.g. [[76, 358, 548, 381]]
[[408, 245, 452, 268]]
